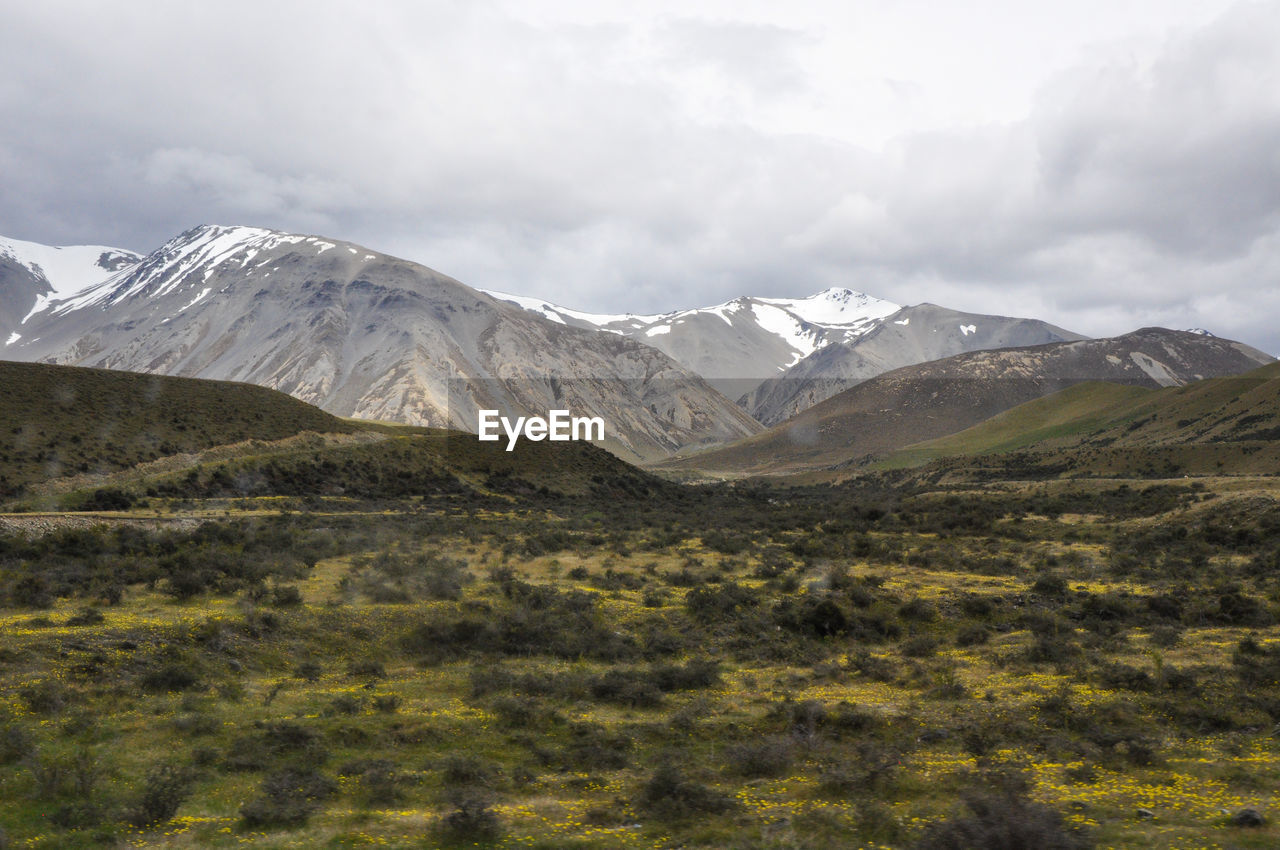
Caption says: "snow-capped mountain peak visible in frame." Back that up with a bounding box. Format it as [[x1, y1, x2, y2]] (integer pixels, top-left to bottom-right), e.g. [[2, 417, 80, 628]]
[[754, 287, 899, 328], [48, 224, 364, 318], [483, 286, 901, 395]]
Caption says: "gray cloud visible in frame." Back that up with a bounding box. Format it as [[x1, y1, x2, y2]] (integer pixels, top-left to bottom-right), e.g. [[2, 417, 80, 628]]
[[1, 1, 1278, 353]]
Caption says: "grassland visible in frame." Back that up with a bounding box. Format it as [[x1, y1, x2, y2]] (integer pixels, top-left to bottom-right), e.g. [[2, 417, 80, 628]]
[[4, 470, 1280, 849]]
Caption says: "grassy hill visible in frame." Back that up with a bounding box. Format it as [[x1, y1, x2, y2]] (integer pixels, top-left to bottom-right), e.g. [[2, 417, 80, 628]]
[[0, 361, 671, 507], [660, 330, 1273, 478], [879, 361, 1280, 479], [0, 361, 359, 496], [135, 429, 670, 504], [878, 382, 1157, 469]]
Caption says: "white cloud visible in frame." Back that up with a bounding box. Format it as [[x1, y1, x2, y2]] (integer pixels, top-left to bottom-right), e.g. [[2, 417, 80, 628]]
[[1, 0, 1278, 354]]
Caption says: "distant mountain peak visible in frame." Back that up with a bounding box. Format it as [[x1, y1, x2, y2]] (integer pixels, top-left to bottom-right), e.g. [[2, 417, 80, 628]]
[[485, 285, 900, 396]]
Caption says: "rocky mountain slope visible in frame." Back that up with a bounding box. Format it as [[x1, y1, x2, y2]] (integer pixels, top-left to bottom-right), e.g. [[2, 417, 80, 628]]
[[485, 287, 900, 398], [742, 303, 1088, 424], [661, 328, 1275, 476], [2, 226, 760, 462]]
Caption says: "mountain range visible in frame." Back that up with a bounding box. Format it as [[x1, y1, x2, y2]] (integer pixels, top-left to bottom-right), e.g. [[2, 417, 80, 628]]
[[1, 227, 759, 462], [2, 225, 1274, 472], [484, 289, 1089, 422], [483, 286, 900, 399], [660, 328, 1275, 476]]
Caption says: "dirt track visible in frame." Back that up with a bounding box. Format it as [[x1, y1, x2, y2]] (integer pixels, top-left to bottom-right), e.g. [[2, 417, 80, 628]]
[[0, 513, 203, 536]]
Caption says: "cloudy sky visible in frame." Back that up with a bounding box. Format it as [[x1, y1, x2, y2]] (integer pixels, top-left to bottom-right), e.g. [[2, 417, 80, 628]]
[[3, 1, 1279, 351]]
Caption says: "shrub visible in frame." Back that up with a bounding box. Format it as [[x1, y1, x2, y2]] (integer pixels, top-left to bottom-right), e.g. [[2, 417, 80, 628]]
[[138, 661, 201, 693], [913, 791, 1091, 849], [588, 670, 663, 708], [130, 764, 192, 827], [338, 759, 403, 807], [324, 694, 362, 716], [0, 726, 32, 765], [1031, 574, 1069, 600], [640, 763, 734, 820], [348, 659, 387, 679], [441, 754, 496, 788], [902, 635, 940, 657], [437, 791, 503, 844], [725, 737, 794, 778], [293, 661, 323, 682], [899, 598, 938, 621], [955, 624, 991, 647], [270, 585, 303, 607], [239, 769, 336, 828], [685, 581, 760, 621], [819, 744, 899, 797], [65, 607, 104, 626], [559, 723, 633, 771], [18, 680, 70, 715], [224, 721, 327, 772]]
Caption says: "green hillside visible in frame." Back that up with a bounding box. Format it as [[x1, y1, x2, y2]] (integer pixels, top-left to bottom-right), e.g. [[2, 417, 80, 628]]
[[0, 361, 666, 504], [879, 382, 1155, 468], [881, 361, 1280, 478], [0, 361, 358, 496], [136, 429, 669, 503]]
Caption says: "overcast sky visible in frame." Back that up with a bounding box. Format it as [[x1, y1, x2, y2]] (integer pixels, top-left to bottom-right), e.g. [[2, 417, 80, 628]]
[[3, 1, 1278, 352]]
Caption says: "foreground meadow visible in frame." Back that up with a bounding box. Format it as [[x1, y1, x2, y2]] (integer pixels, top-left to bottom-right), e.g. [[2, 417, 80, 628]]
[[3, 477, 1280, 848]]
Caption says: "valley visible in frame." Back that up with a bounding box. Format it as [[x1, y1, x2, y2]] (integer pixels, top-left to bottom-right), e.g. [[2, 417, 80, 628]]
[[1, 363, 1280, 849], [2, 231, 1278, 849]]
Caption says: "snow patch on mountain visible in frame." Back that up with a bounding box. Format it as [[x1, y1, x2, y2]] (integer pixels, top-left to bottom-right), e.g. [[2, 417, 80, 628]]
[[0, 235, 141, 324]]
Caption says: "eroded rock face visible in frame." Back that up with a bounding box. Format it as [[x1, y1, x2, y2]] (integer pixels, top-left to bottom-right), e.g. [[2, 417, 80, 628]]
[[7, 226, 760, 462]]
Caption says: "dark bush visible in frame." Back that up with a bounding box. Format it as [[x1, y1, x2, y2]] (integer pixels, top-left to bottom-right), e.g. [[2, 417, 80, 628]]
[[685, 581, 760, 621], [725, 737, 794, 778], [559, 723, 633, 771], [224, 721, 327, 772], [270, 585, 303, 607], [437, 791, 503, 844], [130, 764, 192, 827], [239, 769, 336, 828], [913, 791, 1091, 849], [18, 680, 69, 715], [441, 754, 496, 788], [588, 670, 664, 707], [956, 624, 991, 647], [640, 763, 734, 820], [902, 635, 940, 657], [0, 725, 32, 765], [139, 662, 201, 693]]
